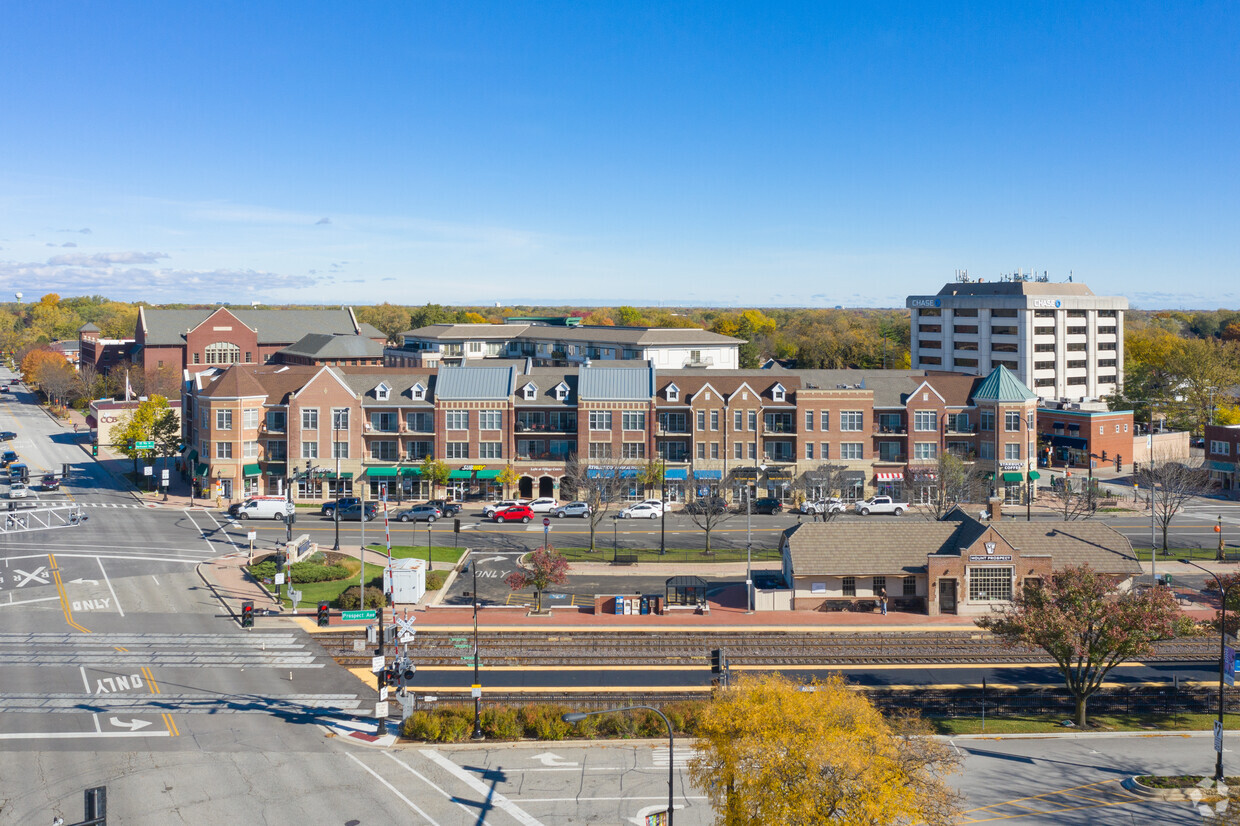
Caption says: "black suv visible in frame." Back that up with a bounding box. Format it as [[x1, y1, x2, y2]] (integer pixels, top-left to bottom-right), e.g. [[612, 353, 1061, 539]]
[[0, 431, 15, 441], [685, 496, 728, 515], [428, 499, 463, 517], [752, 497, 783, 514], [321, 497, 362, 517]]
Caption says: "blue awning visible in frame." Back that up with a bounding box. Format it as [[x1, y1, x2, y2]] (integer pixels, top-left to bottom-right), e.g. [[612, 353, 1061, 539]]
[[663, 468, 687, 481], [1051, 435, 1088, 450], [587, 467, 640, 478], [692, 469, 722, 480], [1211, 461, 1235, 472]]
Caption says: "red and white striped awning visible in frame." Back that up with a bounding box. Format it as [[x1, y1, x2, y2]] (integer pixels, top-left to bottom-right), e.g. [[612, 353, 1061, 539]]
[[912, 470, 938, 481], [875, 472, 903, 481]]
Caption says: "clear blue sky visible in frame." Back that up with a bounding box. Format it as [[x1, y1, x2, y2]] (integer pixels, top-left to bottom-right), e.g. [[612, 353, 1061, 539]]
[[1, 1, 1236, 309]]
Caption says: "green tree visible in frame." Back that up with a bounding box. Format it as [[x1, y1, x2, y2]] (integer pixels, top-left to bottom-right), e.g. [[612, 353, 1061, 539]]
[[615, 306, 647, 327], [736, 317, 760, 369], [355, 303, 411, 342], [496, 464, 521, 499], [688, 672, 962, 825], [419, 456, 452, 498], [113, 395, 173, 476], [976, 565, 1179, 726], [408, 303, 455, 330], [151, 409, 182, 480]]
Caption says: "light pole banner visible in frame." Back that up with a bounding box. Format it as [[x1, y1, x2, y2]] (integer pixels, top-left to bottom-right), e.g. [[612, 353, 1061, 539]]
[[1227, 646, 1236, 688]]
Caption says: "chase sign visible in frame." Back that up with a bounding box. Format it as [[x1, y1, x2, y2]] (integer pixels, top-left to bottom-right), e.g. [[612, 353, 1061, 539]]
[[1032, 299, 1062, 308], [910, 298, 941, 308]]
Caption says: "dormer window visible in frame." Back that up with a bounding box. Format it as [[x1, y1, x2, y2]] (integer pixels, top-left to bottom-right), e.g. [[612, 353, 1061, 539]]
[[771, 383, 786, 402], [411, 382, 425, 400], [666, 383, 679, 402], [523, 382, 538, 401], [375, 382, 391, 401], [554, 382, 569, 401]]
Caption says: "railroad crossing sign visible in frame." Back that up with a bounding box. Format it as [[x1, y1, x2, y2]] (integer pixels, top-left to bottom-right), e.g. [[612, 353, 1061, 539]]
[[394, 615, 417, 644]]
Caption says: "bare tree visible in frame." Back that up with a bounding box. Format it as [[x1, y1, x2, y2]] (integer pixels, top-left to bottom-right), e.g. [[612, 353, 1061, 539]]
[[74, 361, 107, 402], [800, 463, 850, 523], [684, 471, 734, 554], [1040, 472, 1099, 521], [561, 455, 634, 551], [909, 454, 988, 521], [38, 360, 78, 408], [1136, 450, 1213, 553]]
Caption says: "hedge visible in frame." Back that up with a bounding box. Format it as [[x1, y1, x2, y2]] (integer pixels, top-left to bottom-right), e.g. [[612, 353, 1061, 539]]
[[401, 701, 704, 743], [338, 585, 386, 610]]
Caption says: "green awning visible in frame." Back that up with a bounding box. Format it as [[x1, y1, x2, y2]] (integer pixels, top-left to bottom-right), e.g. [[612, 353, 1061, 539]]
[[982, 471, 994, 480], [242, 463, 261, 477], [366, 467, 399, 477], [475, 469, 502, 480], [194, 462, 209, 478], [448, 469, 473, 480], [265, 462, 287, 476], [1001, 472, 1024, 483], [186, 449, 198, 463], [401, 467, 422, 476], [324, 471, 354, 480], [1026, 470, 1041, 480]]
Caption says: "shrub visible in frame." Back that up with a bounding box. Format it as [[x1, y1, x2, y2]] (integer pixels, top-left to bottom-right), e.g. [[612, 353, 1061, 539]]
[[426, 570, 449, 591], [481, 707, 523, 740], [566, 712, 599, 739], [438, 714, 471, 743], [337, 585, 386, 610], [289, 562, 349, 584], [637, 709, 667, 737], [599, 711, 641, 738], [403, 711, 441, 741], [248, 561, 277, 581]]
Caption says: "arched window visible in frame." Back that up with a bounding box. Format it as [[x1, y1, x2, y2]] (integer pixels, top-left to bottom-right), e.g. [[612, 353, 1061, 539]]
[[205, 342, 241, 365]]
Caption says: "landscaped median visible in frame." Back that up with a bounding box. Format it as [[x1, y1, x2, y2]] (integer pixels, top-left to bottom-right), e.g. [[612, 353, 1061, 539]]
[[246, 545, 463, 609]]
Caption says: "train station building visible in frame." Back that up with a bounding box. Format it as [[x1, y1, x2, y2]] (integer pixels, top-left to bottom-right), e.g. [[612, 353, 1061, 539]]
[[778, 511, 1142, 616]]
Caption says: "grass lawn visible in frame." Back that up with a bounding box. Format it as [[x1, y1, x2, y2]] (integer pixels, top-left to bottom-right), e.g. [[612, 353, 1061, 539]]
[[930, 711, 1240, 735], [552, 545, 783, 564], [364, 543, 466, 567], [252, 545, 465, 609], [1132, 547, 1221, 561]]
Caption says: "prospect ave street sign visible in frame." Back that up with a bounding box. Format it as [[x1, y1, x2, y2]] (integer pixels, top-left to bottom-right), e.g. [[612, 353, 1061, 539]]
[[341, 610, 377, 621], [135, 441, 155, 450]]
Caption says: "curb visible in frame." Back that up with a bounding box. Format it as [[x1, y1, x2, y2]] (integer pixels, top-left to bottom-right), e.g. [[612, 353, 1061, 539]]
[[196, 560, 242, 628]]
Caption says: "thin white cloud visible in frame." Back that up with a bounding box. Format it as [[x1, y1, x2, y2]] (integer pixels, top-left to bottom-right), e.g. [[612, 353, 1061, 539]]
[[315, 217, 332, 225], [46, 251, 170, 267]]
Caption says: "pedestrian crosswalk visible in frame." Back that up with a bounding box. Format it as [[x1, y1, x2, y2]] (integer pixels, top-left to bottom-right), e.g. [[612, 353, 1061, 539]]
[[0, 632, 324, 668], [651, 745, 698, 767], [0, 693, 363, 715]]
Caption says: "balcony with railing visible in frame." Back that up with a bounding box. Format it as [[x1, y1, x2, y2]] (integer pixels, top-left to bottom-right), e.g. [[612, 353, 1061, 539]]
[[872, 424, 908, 436], [763, 414, 795, 435]]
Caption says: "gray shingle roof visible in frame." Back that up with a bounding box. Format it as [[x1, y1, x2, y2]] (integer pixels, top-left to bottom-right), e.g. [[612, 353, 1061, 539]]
[[140, 308, 374, 346], [400, 323, 740, 347], [280, 334, 385, 360], [434, 365, 517, 400], [578, 364, 655, 401], [337, 369, 435, 406], [979, 522, 1141, 573]]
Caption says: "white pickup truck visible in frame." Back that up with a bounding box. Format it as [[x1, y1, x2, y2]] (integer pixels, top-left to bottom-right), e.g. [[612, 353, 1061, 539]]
[[853, 495, 909, 516]]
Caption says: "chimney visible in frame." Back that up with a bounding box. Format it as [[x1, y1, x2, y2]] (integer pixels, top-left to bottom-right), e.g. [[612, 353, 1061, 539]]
[[987, 496, 1003, 521]]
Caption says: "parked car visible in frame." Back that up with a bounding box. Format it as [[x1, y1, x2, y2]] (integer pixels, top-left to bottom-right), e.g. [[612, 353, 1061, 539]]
[[394, 504, 442, 523], [229, 496, 293, 520], [493, 505, 534, 523], [40, 474, 60, 491], [0, 431, 15, 441], [526, 497, 559, 513], [685, 496, 728, 515], [0, 384, 9, 392], [552, 501, 592, 518], [483, 499, 525, 518], [0, 450, 16, 467], [428, 499, 463, 517], [853, 495, 908, 516], [321, 497, 362, 517], [8, 463, 28, 483], [799, 498, 846, 516], [7, 482, 28, 499], [618, 502, 663, 519], [751, 497, 783, 514], [336, 502, 377, 521]]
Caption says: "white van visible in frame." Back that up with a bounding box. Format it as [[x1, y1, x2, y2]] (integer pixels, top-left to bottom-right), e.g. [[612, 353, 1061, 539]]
[[232, 496, 294, 520]]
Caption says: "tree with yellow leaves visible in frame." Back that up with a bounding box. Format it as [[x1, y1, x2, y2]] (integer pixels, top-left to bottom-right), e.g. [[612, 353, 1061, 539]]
[[689, 673, 962, 826]]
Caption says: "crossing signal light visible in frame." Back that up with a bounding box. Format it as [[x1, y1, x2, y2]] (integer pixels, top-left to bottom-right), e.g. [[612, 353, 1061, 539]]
[[317, 601, 330, 627], [241, 600, 254, 628], [454, 518, 461, 534], [1115, 454, 1122, 472], [710, 648, 723, 674]]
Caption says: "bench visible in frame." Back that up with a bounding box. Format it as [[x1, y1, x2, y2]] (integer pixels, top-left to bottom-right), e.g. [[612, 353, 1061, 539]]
[[612, 552, 639, 565]]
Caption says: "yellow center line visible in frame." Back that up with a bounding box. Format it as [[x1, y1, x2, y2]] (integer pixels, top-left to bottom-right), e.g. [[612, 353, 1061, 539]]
[[141, 667, 178, 737], [114, 646, 128, 652], [48, 554, 90, 633]]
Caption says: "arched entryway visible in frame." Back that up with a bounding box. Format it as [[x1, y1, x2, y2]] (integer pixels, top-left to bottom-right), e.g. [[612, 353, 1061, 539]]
[[518, 476, 535, 498], [538, 475, 556, 498]]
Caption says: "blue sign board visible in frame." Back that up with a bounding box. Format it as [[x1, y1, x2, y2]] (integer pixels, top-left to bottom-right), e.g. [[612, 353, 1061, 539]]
[[1226, 646, 1235, 688]]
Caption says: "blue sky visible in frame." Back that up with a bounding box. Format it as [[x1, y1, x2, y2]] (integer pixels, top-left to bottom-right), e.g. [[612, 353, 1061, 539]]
[[1, 1, 1236, 309]]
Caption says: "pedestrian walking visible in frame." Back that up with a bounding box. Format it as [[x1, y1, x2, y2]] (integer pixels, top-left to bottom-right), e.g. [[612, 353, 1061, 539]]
[[879, 588, 888, 616]]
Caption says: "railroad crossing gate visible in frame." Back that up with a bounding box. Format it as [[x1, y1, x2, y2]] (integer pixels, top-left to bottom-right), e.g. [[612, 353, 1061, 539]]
[[0, 504, 88, 535]]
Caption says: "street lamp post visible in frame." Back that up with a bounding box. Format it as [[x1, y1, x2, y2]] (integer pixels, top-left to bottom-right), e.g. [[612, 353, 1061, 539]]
[[563, 706, 675, 823], [659, 457, 666, 556], [332, 415, 341, 551], [746, 481, 753, 614], [470, 556, 483, 740], [1181, 558, 1235, 783]]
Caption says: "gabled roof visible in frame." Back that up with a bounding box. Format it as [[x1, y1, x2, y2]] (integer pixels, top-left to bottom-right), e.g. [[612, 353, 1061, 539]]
[[400, 322, 741, 347], [194, 364, 320, 403], [336, 370, 435, 405], [971, 365, 1037, 403], [578, 364, 655, 401], [199, 364, 275, 399], [279, 333, 385, 360], [78, 322, 100, 333], [436, 365, 517, 401], [138, 307, 377, 346]]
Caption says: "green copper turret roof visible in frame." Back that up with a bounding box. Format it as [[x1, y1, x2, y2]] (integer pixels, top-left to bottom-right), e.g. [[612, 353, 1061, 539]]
[[971, 365, 1037, 403]]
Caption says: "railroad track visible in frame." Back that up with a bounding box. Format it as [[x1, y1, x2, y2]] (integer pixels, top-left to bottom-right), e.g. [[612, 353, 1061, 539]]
[[311, 629, 1217, 668]]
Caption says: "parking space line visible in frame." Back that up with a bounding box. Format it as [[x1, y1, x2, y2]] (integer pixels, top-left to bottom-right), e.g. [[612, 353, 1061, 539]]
[[382, 752, 479, 819], [346, 752, 442, 824], [97, 557, 123, 617], [420, 749, 546, 826]]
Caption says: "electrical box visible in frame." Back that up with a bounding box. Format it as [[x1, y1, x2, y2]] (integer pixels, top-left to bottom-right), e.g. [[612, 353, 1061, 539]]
[[383, 558, 427, 605]]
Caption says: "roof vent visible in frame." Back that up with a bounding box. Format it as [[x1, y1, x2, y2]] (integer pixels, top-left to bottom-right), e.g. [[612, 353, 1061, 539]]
[[275, 366, 289, 373]]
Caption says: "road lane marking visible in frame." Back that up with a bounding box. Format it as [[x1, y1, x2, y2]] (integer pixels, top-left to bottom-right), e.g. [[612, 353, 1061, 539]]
[[0, 595, 61, 607], [97, 557, 123, 616], [420, 749, 546, 826], [0, 730, 172, 740], [346, 752, 443, 824], [79, 665, 90, 692], [48, 554, 90, 633], [140, 666, 179, 736], [382, 752, 480, 819]]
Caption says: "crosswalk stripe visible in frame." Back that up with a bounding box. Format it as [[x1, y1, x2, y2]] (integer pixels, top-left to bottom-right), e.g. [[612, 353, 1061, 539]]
[[0, 693, 363, 714]]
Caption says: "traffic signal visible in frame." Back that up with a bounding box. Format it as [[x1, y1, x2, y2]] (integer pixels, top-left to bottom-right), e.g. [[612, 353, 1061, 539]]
[[317, 601, 330, 627], [454, 518, 461, 534], [710, 648, 723, 674], [1116, 454, 1122, 472], [91, 443, 98, 457], [401, 665, 417, 688], [241, 600, 254, 628]]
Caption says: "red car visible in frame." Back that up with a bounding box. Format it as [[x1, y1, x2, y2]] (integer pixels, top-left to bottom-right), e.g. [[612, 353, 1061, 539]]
[[493, 505, 534, 523]]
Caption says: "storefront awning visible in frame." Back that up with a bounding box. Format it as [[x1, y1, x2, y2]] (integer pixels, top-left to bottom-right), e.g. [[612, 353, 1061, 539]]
[[1001, 472, 1024, 483], [766, 469, 794, 480], [731, 467, 760, 480], [475, 469, 502, 480], [323, 471, 354, 480], [366, 466, 400, 477], [186, 449, 198, 463], [842, 470, 866, 482], [1026, 470, 1041, 480], [875, 472, 902, 481], [401, 467, 422, 476], [194, 462, 209, 478], [911, 470, 937, 481], [1051, 435, 1088, 450], [692, 469, 722, 480], [663, 468, 687, 480], [1210, 461, 1235, 473], [448, 469, 473, 480], [265, 462, 287, 476], [242, 463, 262, 477]]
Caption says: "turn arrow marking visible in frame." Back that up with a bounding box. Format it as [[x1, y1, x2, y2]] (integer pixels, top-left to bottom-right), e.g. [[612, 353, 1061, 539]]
[[69, 578, 99, 585], [108, 717, 152, 731], [532, 752, 577, 768]]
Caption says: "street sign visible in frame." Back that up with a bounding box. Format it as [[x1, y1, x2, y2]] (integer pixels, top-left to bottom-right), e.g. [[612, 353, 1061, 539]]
[[375, 701, 389, 719], [379, 686, 389, 702], [162, 468, 170, 481], [371, 655, 385, 671], [1227, 647, 1235, 688], [143, 466, 153, 476], [1216, 720, 1224, 753], [247, 530, 257, 542], [274, 572, 285, 585], [543, 517, 550, 527], [342, 610, 377, 621], [135, 441, 155, 450], [471, 684, 481, 699]]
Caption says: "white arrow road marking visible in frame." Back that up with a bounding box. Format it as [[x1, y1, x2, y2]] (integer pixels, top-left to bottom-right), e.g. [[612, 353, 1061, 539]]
[[479, 555, 509, 563], [108, 717, 151, 731], [13, 566, 48, 588], [69, 578, 99, 585], [531, 751, 578, 768]]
